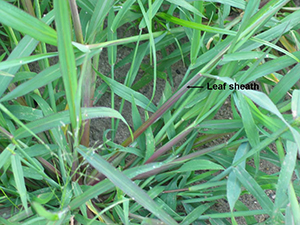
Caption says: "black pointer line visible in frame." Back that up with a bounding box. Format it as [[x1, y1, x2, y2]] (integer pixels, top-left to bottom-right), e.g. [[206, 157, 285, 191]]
[[187, 85, 204, 88]]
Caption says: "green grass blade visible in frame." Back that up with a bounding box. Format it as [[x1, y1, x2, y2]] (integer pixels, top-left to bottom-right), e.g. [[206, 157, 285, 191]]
[[131, 97, 146, 153], [269, 64, 300, 104], [11, 153, 28, 212], [157, 13, 235, 36], [190, 1, 203, 65], [0, 53, 57, 71], [180, 203, 213, 225], [292, 90, 300, 120], [96, 71, 157, 112], [288, 182, 300, 224], [233, 165, 274, 216], [0, 52, 96, 102], [208, 0, 245, 9], [144, 112, 155, 163], [166, 0, 205, 18], [111, 0, 136, 32], [31, 202, 59, 221], [86, 0, 113, 43], [0, 11, 55, 98], [5, 105, 43, 121], [77, 146, 178, 225], [14, 107, 130, 139], [176, 159, 224, 172], [69, 162, 167, 210], [272, 140, 297, 222], [0, 1, 56, 45], [235, 92, 259, 147], [0, 144, 15, 169], [227, 143, 249, 212], [54, 0, 78, 132]]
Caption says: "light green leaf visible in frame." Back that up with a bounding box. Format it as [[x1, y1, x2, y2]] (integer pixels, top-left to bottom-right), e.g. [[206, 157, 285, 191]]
[[177, 159, 224, 172], [96, 71, 157, 112], [22, 166, 43, 180], [166, 0, 205, 18], [5, 105, 43, 121], [0, 144, 14, 169], [272, 140, 297, 222], [269, 64, 300, 104], [77, 146, 178, 225], [292, 90, 300, 120], [111, 0, 136, 32], [235, 92, 259, 147], [233, 165, 274, 216], [227, 143, 249, 212], [0, 53, 57, 71], [0, 1, 56, 45], [54, 0, 78, 130], [11, 153, 28, 212], [14, 107, 130, 139], [32, 192, 54, 205], [31, 202, 59, 221], [0, 10, 55, 98]]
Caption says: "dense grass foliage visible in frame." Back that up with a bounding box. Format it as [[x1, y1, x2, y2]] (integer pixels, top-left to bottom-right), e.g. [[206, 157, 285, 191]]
[[0, 0, 300, 224]]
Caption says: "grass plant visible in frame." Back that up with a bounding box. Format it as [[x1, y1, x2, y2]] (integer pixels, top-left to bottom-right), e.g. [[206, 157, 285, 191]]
[[0, 0, 300, 224]]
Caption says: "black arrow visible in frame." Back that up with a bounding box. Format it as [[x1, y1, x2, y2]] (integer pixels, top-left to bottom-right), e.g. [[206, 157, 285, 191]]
[[187, 85, 204, 88]]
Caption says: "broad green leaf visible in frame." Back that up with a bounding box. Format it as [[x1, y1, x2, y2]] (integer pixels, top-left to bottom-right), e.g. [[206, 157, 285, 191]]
[[235, 92, 259, 147], [131, 97, 146, 152], [222, 51, 275, 62], [11, 153, 28, 212], [157, 13, 235, 36], [240, 89, 300, 149], [139, 0, 164, 29], [227, 143, 249, 212], [32, 192, 54, 205], [22, 166, 43, 180], [233, 165, 274, 216], [0, 1, 56, 45], [54, 0, 78, 131], [189, 180, 227, 191], [177, 159, 224, 172], [0, 52, 98, 102], [292, 90, 300, 120], [31, 202, 59, 221], [269, 64, 300, 104], [190, 1, 203, 65], [0, 63, 60, 102], [69, 162, 167, 210], [166, 0, 205, 18], [111, 0, 136, 32], [77, 146, 178, 225], [144, 113, 155, 163], [119, 147, 144, 157], [0, 11, 55, 98], [14, 107, 130, 139], [205, 0, 245, 9], [96, 71, 157, 112], [86, 0, 114, 43], [272, 141, 297, 222], [0, 53, 57, 71], [72, 182, 87, 217], [0, 144, 14, 169], [181, 203, 214, 225], [12, 72, 36, 83], [4, 105, 43, 121], [107, 8, 116, 65], [77, 0, 94, 15], [288, 182, 300, 225]]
